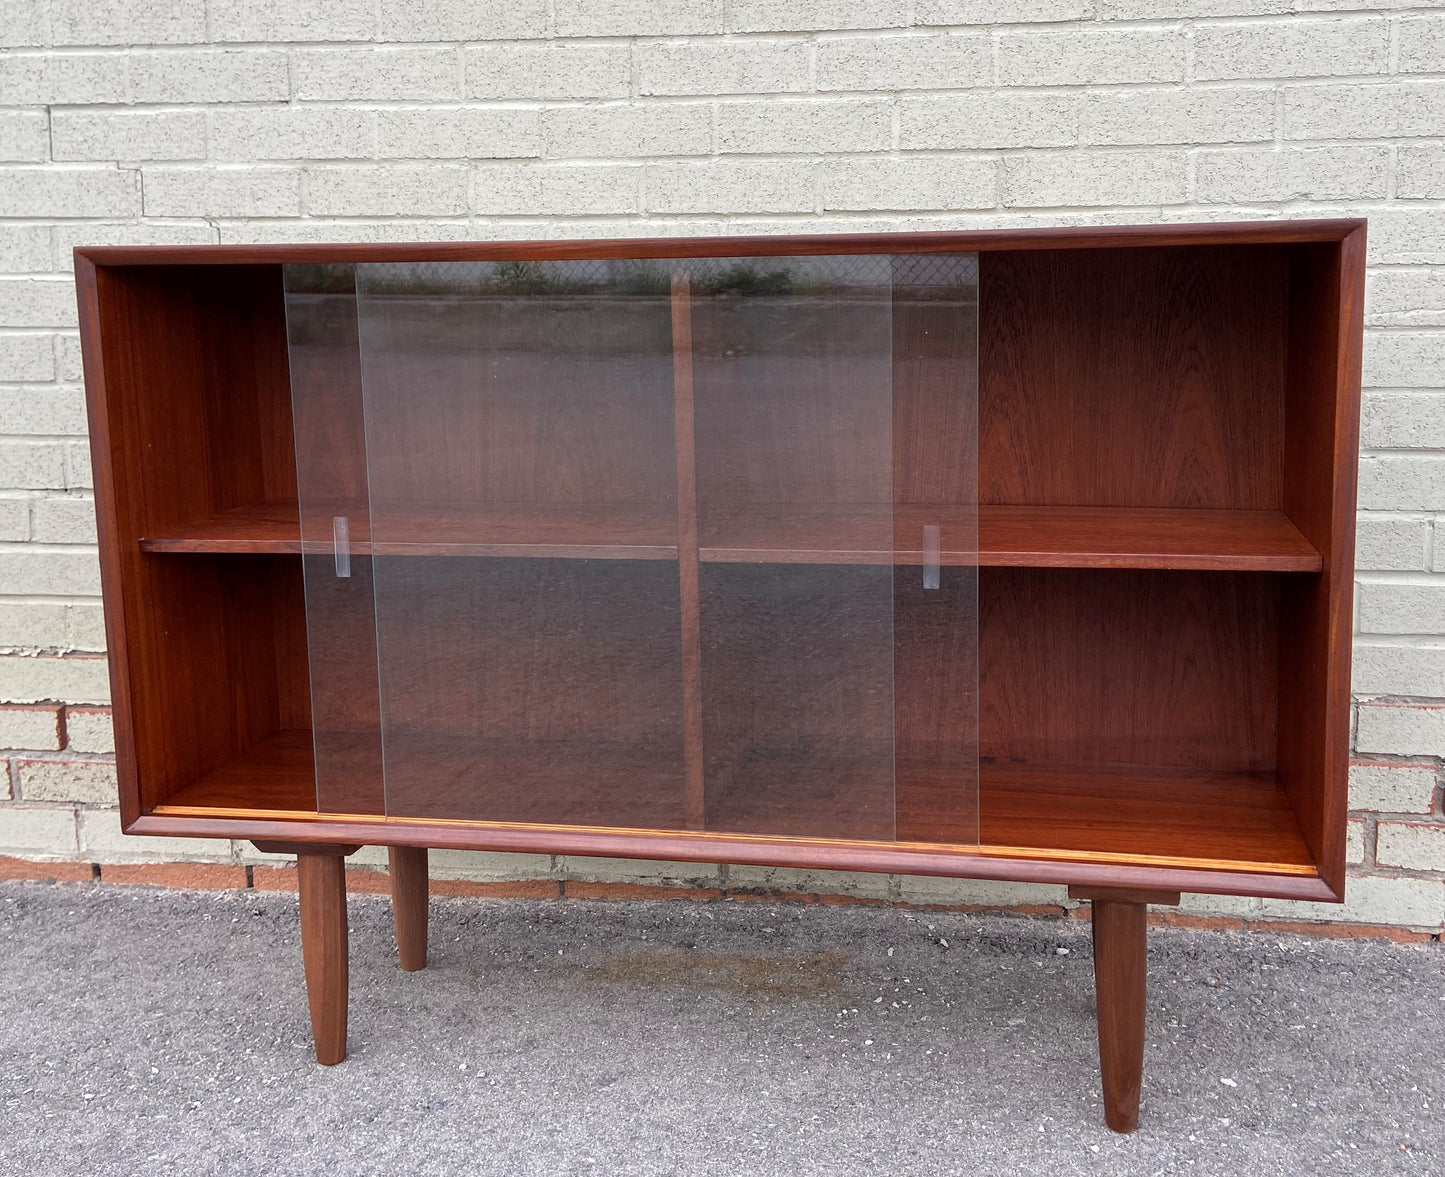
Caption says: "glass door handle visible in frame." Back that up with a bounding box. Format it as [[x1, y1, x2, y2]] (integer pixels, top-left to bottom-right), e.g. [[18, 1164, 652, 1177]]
[[333, 515, 351, 579], [922, 523, 941, 590]]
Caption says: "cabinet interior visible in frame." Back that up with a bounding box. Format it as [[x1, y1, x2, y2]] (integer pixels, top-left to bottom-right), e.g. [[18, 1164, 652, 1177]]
[[92, 240, 1346, 882]]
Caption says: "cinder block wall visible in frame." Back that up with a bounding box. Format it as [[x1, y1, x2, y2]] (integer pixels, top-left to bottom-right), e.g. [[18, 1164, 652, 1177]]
[[1, 1, 1442, 931]]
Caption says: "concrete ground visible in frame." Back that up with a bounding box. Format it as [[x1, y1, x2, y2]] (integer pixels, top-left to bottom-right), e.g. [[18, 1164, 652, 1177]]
[[0, 880, 1441, 1176]]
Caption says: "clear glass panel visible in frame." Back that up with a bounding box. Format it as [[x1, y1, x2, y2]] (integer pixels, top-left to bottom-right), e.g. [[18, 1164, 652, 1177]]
[[891, 253, 979, 846], [293, 251, 978, 845], [688, 255, 898, 839], [354, 260, 687, 824], [283, 263, 385, 815]]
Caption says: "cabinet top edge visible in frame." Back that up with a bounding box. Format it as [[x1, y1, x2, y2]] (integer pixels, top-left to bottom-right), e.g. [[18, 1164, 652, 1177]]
[[74, 218, 1365, 268]]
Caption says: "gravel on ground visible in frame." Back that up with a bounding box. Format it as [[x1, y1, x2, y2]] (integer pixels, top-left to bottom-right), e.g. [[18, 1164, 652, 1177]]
[[1, 880, 1441, 1176]]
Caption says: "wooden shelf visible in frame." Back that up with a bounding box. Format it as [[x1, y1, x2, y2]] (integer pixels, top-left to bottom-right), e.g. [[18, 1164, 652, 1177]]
[[700, 503, 1321, 570], [158, 729, 693, 829], [158, 731, 1314, 875], [901, 761, 1314, 872], [980, 506, 1321, 572], [140, 500, 680, 560], [142, 500, 1321, 571], [164, 729, 318, 812], [982, 763, 1312, 870], [139, 500, 305, 555], [699, 504, 929, 565]]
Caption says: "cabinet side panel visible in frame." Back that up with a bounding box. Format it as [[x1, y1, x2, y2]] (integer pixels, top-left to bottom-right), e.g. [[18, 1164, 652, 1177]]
[[978, 246, 1287, 509], [77, 256, 139, 824], [1278, 236, 1364, 899], [88, 266, 292, 812]]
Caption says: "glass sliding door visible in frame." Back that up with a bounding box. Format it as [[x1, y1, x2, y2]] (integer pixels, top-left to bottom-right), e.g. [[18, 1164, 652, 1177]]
[[283, 263, 385, 815], [687, 256, 899, 840], [353, 260, 688, 826], [891, 253, 979, 847], [287, 249, 978, 845]]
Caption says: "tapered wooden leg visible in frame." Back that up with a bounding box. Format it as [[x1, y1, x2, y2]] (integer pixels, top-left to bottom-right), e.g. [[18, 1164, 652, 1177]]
[[1069, 885, 1179, 1134], [1090, 899, 1147, 1133], [298, 852, 349, 1065], [388, 846, 429, 972]]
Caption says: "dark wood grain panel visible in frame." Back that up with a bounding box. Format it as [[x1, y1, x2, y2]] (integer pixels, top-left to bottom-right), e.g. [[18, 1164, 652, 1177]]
[[979, 568, 1280, 772], [363, 504, 678, 558], [158, 740, 1315, 882], [699, 503, 1319, 569], [141, 501, 679, 558], [368, 736, 688, 827], [205, 266, 296, 510], [892, 277, 978, 508], [980, 246, 1288, 509], [75, 255, 137, 824], [137, 808, 1337, 901], [140, 499, 303, 553], [979, 764, 1310, 866], [901, 762, 1310, 867], [271, 557, 312, 732], [174, 728, 318, 811]]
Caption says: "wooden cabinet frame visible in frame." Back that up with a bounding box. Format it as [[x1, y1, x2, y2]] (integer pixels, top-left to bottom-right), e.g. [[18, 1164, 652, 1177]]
[[77, 220, 1364, 1132]]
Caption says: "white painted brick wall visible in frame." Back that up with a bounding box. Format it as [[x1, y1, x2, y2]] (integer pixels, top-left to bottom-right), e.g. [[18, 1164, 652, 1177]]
[[1, 1, 1443, 929]]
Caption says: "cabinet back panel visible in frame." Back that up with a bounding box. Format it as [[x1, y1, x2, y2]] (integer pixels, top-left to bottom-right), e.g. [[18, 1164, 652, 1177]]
[[372, 557, 683, 739], [126, 555, 300, 809], [692, 296, 894, 522], [979, 247, 1287, 509], [355, 293, 677, 510], [367, 557, 684, 825], [979, 568, 1279, 772], [893, 293, 979, 507], [699, 562, 896, 840], [286, 282, 370, 510], [97, 265, 295, 534]]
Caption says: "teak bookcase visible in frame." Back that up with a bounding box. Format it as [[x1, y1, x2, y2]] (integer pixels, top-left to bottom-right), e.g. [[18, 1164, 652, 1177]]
[[77, 220, 1364, 1133]]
